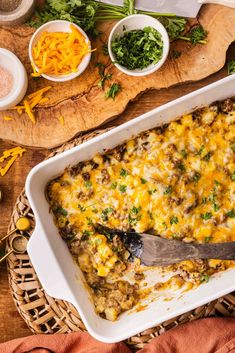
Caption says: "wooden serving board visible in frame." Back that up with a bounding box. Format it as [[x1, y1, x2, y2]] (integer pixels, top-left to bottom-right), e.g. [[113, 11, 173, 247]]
[[0, 4, 235, 149]]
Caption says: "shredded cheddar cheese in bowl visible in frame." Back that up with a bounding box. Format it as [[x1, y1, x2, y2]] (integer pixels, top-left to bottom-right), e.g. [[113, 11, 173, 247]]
[[29, 21, 92, 82]]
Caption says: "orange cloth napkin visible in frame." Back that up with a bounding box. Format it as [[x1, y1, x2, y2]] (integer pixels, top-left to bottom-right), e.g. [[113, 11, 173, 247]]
[[1, 318, 235, 353]]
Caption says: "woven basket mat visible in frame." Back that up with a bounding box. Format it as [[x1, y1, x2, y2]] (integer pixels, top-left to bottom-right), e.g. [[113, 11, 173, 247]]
[[6, 128, 235, 351]]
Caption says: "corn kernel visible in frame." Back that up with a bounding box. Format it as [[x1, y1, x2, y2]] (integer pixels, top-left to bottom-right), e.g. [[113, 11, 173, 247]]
[[97, 265, 110, 277], [98, 243, 113, 259], [106, 255, 118, 268]]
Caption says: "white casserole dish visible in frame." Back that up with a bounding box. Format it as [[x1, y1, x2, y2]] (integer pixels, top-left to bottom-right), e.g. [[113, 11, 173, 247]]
[[26, 75, 235, 343]]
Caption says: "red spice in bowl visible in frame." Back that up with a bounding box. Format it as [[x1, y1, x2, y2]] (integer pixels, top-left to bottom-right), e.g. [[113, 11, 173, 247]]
[[0, 65, 13, 99]]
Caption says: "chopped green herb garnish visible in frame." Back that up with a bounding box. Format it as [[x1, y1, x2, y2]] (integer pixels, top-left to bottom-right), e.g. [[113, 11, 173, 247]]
[[111, 26, 164, 70], [227, 60, 235, 75], [201, 212, 212, 220], [131, 206, 142, 214], [86, 217, 93, 226], [205, 236, 213, 243], [101, 207, 113, 221], [202, 197, 207, 204], [214, 180, 221, 186], [119, 184, 127, 193], [120, 168, 129, 177], [213, 203, 220, 212], [83, 230, 93, 237], [170, 216, 179, 224], [231, 173, 235, 181], [78, 205, 86, 212], [171, 233, 180, 239], [226, 210, 235, 218], [128, 213, 141, 226], [148, 210, 153, 220], [111, 182, 117, 189], [98, 73, 112, 89], [141, 178, 147, 184], [200, 274, 210, 283], [192, 172, 201, 182], [148, 189, 157, 195], [164, 186, 173, 195], [162, 222, 167, 230], [105, 83, 121, 100], [231, 144, 235, 153], [176, 162, 186, 173], [84, 180, 92, 188], [197, 145, 205, 155], [202, 152, 212, 161], [181, 149, 187, 158], [54, 206, 68, 216], [208, 193, 216, 203]]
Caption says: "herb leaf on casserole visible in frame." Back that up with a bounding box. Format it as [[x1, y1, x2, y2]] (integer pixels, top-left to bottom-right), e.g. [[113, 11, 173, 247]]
[[201, 212, 212, 220], [164, 186, 173, 195], [54, 206, 68, 216], [119, 184, 127, 193], [111, 26, 163, 70], [120, 168, 129, 177], [200, 274, 210, 283], [170, 216, 179, 224], [226, 210, 235, 218]]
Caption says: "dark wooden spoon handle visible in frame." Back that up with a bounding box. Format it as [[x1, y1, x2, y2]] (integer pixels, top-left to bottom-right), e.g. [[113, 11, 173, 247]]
[[140, 235, 235, 266], [193, 242, 235, 260]]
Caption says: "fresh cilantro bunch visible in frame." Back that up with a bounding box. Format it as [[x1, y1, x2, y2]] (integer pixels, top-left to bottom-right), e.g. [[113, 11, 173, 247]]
[[111, 26, 163, 70], [28, 0, 100, 35], [28, 0, 187, 40], [28, 0, 207, 45]]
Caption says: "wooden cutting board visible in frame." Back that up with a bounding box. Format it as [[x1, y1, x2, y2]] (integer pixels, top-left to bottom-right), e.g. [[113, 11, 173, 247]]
[[0, 4, 235, 149]]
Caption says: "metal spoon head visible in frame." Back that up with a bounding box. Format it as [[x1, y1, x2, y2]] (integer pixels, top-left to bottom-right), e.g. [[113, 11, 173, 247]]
[[10, 235, 28, 254]]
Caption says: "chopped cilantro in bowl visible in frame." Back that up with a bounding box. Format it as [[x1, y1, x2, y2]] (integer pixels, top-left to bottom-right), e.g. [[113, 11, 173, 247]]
[[108, 14, 169, 76], [111, 26, 164, 70]]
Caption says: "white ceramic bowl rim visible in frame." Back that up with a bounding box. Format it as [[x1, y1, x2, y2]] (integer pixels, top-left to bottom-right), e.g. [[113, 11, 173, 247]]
[[28, 20, 92, 82], [0, 48, 27, 107], [108, 14, 170, 77]]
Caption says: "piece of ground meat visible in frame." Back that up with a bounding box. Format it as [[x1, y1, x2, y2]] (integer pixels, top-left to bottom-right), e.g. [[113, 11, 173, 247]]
[[220, 99, 234, 113]]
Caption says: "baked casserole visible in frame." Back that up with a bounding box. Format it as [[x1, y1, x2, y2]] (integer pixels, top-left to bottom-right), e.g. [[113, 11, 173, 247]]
[[46, 99, 235, 321]]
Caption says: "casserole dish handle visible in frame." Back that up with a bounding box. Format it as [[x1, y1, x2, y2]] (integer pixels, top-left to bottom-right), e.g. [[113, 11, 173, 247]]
[[27, 225, 76, 303]]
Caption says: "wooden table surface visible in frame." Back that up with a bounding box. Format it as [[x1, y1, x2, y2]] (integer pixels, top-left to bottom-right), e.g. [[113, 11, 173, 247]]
[[0, 46, 233, 343]]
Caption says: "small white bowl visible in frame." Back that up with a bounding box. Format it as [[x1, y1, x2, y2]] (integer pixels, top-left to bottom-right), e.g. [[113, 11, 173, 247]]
[[0, 48, 28, 111], [29, 20, 91, 82], [108, 14, 170, 77]]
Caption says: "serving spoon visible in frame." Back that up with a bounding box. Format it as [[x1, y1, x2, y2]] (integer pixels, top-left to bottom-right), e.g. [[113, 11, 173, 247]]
[[96, 226, 235, 266]]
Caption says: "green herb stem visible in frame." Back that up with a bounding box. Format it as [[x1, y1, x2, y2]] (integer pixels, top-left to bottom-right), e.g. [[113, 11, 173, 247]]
[[178, 36, 207, 45]]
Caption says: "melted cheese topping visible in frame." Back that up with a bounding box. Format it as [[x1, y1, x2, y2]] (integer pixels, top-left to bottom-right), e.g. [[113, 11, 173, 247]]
[[47, 104, 235, 320]]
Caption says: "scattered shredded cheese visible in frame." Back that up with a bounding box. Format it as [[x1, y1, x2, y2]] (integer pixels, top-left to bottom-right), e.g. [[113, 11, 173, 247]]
[[31, 24, 91, 77], [0, 147, 26, 176], [12, 86, 51, 124], [58, 116, 65, 126], [3, 116, 13, 121]]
